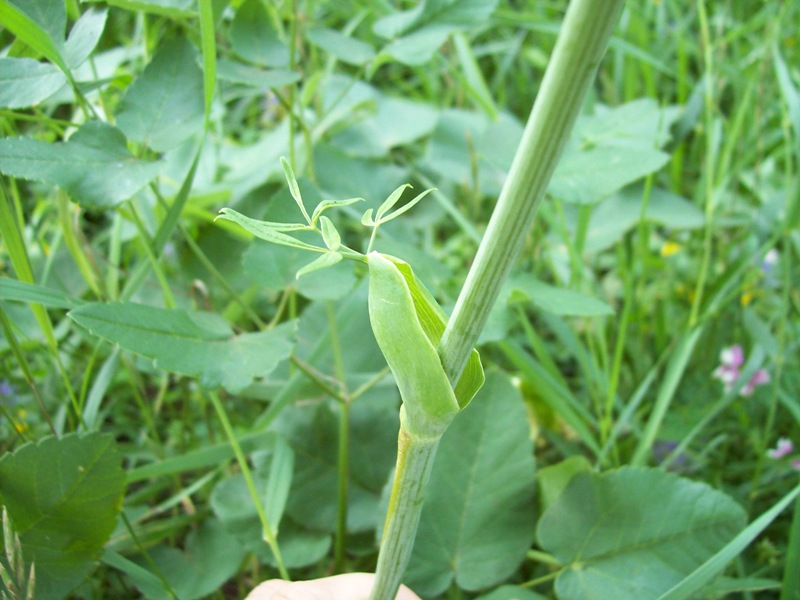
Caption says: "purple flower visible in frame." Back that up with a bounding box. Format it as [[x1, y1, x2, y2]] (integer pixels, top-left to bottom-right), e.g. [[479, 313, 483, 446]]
[[767, 438, 794, 459], [761, 249, 778, 273], [792, 459, 800, 472], [712, 345, 770, 396], [0, 379, 15, 397]]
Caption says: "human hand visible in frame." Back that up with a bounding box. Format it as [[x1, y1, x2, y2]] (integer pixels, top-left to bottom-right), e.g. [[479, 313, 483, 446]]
[[244, 573, 421, 600]]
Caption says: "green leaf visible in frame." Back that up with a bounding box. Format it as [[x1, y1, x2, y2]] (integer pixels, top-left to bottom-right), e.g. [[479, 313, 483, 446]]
[[537, 467, 747, 600], [537, 455, 593, 513], [295, 251, 342, 279], [0, 1, 68, 73], [217, 208, 323, 253], [63, 7, 107, 68], [0, 57, 66, 108], [310, 197, 364, 225], [475, 586, 550, 600], [229, 0, 289, 66], [657, 480, 800, 600], [585, 186, 704, 253], [508, 275, 614, 317], [7, 0, 66, 52], [68, 302, 295, 392], [306, 27, 375, 66], [116, 38, 204, 152], [372, 0, 500, 65], [216, 58, 300, 89], [0, 432, 126, 600], [390, 256, 484, 409], [276, 389, 400, 533], [83, 0, 195, 18], [550, 100, 680, 204], [403, 373, 536, 596], [375, 183, 412, 222], [0, 121, 162, 208], [281, 156, 312, 224], [128, 520, 247, 600], [0, 278, 85, 309], [319, 215, 340, 251], [367, 253, 461, 436]]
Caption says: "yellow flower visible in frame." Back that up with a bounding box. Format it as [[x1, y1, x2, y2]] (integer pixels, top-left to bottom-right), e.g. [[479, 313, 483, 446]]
[[661, 241, 682, 257]]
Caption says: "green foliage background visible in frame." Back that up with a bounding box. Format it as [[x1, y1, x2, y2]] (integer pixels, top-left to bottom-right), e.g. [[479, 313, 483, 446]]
[[0, 0, 799, 599]]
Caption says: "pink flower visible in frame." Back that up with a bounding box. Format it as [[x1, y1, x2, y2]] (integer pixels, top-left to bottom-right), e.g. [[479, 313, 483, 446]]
[[792, 459, 800, 472], [767, 438, 795, 459], [712, 345, 770, 396]]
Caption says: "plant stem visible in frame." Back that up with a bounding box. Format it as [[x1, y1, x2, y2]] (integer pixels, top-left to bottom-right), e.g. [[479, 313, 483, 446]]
[[370, 4, 624, 598], [438, 0, 625, 385], [370, 426, 440, 600]]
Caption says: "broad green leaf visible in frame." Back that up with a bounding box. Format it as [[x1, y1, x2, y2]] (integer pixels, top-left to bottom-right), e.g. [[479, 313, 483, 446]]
[[537, 455, 593, 513], [7, 0, 65, 51], [217, 208, 323, 253], [306, 27, 375, 66], [83, 0, 195, 18], [421, 108, 521, 197], [0, 57, 66, 108], [376, 27, 451, 67], [657, 480, 800, 600], [0, 278, 84, 310], [390, 256, 484, 409], [243, 241, 358, 301], [0, 432, 126, 600], [129, 520, 246, 600], [296, 251, 342, 278], [276, 388, 399, 533], [68, 302, 295, 392], [0, 1, 68, 73], [508, 275, 614, 317], [550, 99, 680, 204], [0, 121, 162, 208], [230, 0, 289, 66], [116, 38, 204, 152], [585, 186, 704, 253], [63, 7, 108, 68], [373, 0, 500, 65], [403, 373, 536, 596], [475, 586, 550, 600], [216, 58, 300, 89], [319, 77, 438, 157], [537, 467, 747, 600]]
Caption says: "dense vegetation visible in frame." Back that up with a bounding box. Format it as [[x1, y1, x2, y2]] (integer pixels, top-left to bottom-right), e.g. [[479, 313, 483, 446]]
[[0, 1, 799, 599]]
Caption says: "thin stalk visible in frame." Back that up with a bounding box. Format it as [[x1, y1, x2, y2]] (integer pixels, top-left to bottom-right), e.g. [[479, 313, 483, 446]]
[[370, 427, 440, 600], [370, 4, 624, 598], [207, 390, 289, 580], [328, 301, 350, 571], [438, 0, 625, 384]]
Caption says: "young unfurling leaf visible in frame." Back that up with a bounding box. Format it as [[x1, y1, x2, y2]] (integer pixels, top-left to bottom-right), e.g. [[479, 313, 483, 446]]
[[280, 156, 312, 225]]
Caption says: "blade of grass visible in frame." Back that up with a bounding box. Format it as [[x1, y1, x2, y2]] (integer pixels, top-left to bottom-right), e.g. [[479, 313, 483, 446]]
[[657, 480, 800, 600], [197, 0, 216, 129], [781, 493, 800, 600], [206, 390, 289, 580], [630, 326, 703, 466]]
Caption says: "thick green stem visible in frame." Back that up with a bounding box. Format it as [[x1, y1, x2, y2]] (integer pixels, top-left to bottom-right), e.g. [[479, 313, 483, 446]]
[[438, 0, 625, 385], [370, 426, 440, 600]]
